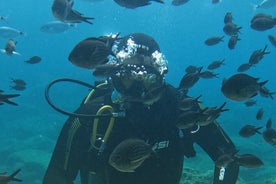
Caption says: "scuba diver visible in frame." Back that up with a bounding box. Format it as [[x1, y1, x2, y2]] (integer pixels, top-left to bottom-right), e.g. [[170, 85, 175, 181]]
[[43, 33, 240, 184]]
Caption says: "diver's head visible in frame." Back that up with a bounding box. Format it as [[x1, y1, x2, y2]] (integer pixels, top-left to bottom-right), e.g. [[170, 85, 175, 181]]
[[109, 33, 168, 104]]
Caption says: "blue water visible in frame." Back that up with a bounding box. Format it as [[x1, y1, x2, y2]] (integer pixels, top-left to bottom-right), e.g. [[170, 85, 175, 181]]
[[0, 0, 276, 183]]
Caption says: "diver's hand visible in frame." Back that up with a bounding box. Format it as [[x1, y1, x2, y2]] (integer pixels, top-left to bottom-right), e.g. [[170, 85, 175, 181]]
[[0, 169, 22, 183]]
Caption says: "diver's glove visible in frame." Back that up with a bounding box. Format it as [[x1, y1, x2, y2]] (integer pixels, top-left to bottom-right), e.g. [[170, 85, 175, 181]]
[[213, 161, 239, 184]]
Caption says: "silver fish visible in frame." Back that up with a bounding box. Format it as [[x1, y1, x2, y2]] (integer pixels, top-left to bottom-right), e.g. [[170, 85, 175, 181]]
[[253, 0, 276, 9], [0, 26, 24, 39], [40, 21, 75, 34]]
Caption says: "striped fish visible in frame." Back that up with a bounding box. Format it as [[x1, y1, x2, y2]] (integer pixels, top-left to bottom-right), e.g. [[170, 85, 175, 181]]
[[109, 138, 153, 172]]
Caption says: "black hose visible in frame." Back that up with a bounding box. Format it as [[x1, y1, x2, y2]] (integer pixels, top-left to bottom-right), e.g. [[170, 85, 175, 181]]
[[45, 78, 112, 118]]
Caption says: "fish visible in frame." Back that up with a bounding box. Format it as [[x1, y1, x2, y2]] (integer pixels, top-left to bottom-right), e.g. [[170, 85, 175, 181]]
[[221, 73, 269, 101], [212, 0, 221, 4], [215, 153, 263, 168], [11, 78, 26, 87], [204, 36, 224, 46], [224, 12, 233, 24], [0, 16, 8, 23], [237, 63, 252, 72], [263, 118, 276, 145], [93, 63, 122, 77], [199, 102, 229, 126], [178, 95, 202, 112], [81, 0, 104, 2], [253, 0, 276, 9], [185, 65, 202, 74], [176, 108, 209, 129], [0, 92, 20, 106], [24, 56, 42, 64], [0, 39, 20, 56], [244, 99, 257, 107], [113, 0, 164, 9], [69, 34, 119, 69], [0, 26, 24, 39], [40, 21, 76, 34], [52, 0, 94, 24], [108, 138, 153, 172], [207, 59, 225, 70], [223, 22, 242, 36], [250, 13, 276, 31], [10, 85, 26, 91], [239, 125, 262, 137], [248, 45, 270, 65], [228, 35, 241, 50], [0, 169, 22, 184], [171, 0, 190, 6], [256, 108, 264, 120], [199, 71, 219, 79], [179, 67, 203, 90], [268, 35, 276, 47], [259, 86, 275, 99], [234, 154, 263, 168]]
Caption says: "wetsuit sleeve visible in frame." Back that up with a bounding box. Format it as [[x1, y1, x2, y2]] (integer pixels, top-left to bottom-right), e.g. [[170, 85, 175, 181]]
[[193, 122, 239, 184], [43, 96, 105, 184], [43, 115, 91, 184]]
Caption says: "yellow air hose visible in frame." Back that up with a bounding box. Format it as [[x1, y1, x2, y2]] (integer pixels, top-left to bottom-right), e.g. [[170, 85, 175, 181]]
[[91, 105, 115, 151]]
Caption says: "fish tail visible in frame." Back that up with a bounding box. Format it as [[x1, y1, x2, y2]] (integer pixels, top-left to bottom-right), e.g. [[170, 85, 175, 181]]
[[259, 80, 268, 87], [219, 102, 227, 110], [2, 94, 20, 106], [9, 169, 22, 182], [0, 49, 6, 54], [154, 0, 165, 4], [195, 95, 202, 103], [82, 16, 95, 25], [255, 126, 263, 134]]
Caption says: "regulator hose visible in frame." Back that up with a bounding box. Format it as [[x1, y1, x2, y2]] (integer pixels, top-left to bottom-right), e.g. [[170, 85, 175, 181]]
[[45, 78, 112, 118]]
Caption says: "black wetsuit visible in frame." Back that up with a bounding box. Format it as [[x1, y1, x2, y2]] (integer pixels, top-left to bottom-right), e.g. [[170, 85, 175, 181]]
[[43, 84, 239, 184]]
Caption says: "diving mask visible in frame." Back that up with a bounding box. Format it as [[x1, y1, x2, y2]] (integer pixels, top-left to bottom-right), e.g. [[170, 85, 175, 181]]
[[111, 55, 164, 100]]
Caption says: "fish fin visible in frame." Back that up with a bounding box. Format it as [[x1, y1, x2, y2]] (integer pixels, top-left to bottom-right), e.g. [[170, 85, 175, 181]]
[[12, 51, 21, 56], [3, 99, 18, 106], [259, 80, 268, 87], [68, 23, 77, 28], [222, 78, 227, 85], [69, 10, 94, 24], [68, 0, 74, 7], [250, 93, 258, 98], [3, 93, 21, 98], [11, 178, 22, 182], [250, 3, 259, 10], [154, 0, 165, 4]]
